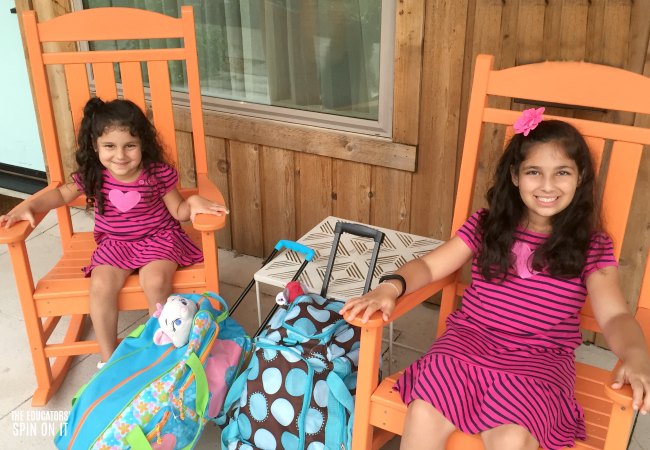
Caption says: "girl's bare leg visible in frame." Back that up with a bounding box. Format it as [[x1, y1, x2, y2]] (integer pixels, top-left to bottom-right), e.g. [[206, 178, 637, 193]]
[[139, 260, 177, 314], [400, 399, 456, 450], [89, 265, 133, 362], [481, 424, 539, 450]]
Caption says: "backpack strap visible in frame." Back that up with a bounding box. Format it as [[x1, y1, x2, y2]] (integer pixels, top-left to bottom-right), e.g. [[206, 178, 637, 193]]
[[125, 425, 150, 449], [199, 292, 230, 323], [125, 352, 209, 450], [326, 371, 355, 449], [186, 352, 209, 415], [215, 356, 255, 426]]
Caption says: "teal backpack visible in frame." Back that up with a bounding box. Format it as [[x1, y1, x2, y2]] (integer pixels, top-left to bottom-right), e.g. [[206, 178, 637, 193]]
[[55, 292, 249, 450]]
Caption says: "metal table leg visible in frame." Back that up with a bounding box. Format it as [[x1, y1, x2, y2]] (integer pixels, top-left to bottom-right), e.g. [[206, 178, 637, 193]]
[[255, 280, 263, 326]]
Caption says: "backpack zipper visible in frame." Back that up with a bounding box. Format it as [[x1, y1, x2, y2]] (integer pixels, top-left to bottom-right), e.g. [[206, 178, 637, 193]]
[[145, 411, 170, 443], [173, 313, 219, 422], [71, 341, 154, 405], [178, 323, 217, 392], [142, 317, 218, 444]]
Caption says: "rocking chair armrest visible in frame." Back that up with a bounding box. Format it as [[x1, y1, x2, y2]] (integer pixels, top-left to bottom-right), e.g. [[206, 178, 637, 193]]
[[0, 215, 44, 244], [0, 183, 60, 244], [345, 273, 457, 328], [192, 174, 227, 232], [192, 212, 226, 232], [604, 308, 650, 407]]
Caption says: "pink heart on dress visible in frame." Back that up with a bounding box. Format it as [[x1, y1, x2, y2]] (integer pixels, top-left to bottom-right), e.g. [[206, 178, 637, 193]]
[[512, 240, 539, 279], [108, 189, 141, 212], [152, 433, 176, 450]]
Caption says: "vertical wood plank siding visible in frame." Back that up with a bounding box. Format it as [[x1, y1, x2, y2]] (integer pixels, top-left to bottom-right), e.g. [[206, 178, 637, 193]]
[[20, 1, 650, 313]]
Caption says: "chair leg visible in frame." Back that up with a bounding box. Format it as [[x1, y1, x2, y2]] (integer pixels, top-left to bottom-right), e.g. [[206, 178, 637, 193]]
[[372, 429, 396, 449], [9, 242, 56, 405], [32, 314, 87, 406], [626, 412, 640, 450], [201, 230, 219, 293], [603, 402, 635, 450], [352, 325, 383, 450]]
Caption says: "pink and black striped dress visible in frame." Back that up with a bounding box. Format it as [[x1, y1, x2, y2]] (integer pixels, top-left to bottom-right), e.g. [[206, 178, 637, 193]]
[[74, 163, 203, 276], [395, 210, 617, 450]]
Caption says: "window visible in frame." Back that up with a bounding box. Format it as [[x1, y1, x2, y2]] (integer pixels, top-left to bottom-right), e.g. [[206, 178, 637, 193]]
[[80, 0, 395, 137]]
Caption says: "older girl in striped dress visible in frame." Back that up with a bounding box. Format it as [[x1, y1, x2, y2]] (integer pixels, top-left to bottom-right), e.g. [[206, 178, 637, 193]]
[[341, 110, 650, 450], [0, 98, 228, 366]]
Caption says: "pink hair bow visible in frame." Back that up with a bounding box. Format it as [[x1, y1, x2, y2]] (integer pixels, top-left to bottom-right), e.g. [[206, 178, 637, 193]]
[[513, 107, 545, 136]]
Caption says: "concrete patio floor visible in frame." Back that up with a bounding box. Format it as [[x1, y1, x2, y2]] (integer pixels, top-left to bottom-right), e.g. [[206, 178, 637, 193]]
[[0, 188, 647, 449]]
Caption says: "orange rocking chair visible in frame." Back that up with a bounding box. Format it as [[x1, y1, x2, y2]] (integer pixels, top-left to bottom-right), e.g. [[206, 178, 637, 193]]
[[0, 7, 225, 406], [348, 54, 650, 450]]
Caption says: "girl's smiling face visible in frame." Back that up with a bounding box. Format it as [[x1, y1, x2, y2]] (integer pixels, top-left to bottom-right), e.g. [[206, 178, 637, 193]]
[[95, 127, 143, 182], [511, 141, 580, 233]]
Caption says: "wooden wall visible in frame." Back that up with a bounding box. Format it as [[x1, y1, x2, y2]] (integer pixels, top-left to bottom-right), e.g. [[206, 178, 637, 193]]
[[18, 0, 650, 315]]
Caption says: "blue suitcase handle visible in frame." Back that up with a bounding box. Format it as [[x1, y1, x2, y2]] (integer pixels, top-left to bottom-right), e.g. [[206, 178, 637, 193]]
[[274, 240, 316, 261], [230, 240, 315, 317]]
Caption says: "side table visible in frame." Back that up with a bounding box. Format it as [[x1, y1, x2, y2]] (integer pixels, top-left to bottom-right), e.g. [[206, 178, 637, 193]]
[[253, 216, 443, 370]]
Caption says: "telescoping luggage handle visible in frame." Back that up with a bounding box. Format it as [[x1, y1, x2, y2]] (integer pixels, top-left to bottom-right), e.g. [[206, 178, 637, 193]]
[[254, 222, 384, 337], [230, 240, 315, 316], [320, 222, 385, 297]]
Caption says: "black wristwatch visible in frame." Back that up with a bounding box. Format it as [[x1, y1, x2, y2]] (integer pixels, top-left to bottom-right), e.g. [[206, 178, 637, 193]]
[[378, 273, 406, 297]]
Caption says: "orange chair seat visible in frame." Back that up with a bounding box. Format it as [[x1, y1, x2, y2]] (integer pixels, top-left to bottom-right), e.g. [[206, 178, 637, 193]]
[[32, 227, 208, 317], [371, 364, 614, 450]]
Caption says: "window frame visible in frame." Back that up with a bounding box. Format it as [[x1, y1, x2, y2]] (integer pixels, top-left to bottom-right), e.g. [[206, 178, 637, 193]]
[[74, 0, 397, 138]]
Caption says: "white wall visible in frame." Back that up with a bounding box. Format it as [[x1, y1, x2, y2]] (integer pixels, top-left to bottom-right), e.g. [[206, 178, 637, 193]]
[[0, 0, 44, 171]]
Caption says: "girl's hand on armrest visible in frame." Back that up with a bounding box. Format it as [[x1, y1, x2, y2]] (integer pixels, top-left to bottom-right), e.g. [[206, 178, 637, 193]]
[[0, 183, 79, 229], [340, 283, 399, 324], [588, 265, 650, 414], [187, 195, 229, 221], [611, 352, 650, 414], [0, 202, 36, 228]]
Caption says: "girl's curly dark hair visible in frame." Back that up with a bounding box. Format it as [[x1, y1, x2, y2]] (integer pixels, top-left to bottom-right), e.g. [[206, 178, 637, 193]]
[[477, 119, 600, 280], [72, 98, 168, 214]]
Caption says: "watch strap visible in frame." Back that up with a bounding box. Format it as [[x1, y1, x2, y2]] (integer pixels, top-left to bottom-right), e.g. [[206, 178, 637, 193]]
[[378, 273, 406, 297]]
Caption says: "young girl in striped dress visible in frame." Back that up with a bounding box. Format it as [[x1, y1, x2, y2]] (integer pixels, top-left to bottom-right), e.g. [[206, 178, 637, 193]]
[[341, 109, 650, 450], [0, 98, 229, 366]]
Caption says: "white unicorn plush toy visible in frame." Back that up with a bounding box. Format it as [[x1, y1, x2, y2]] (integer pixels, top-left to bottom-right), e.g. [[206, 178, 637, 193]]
[[152, 295, 198, 348]]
